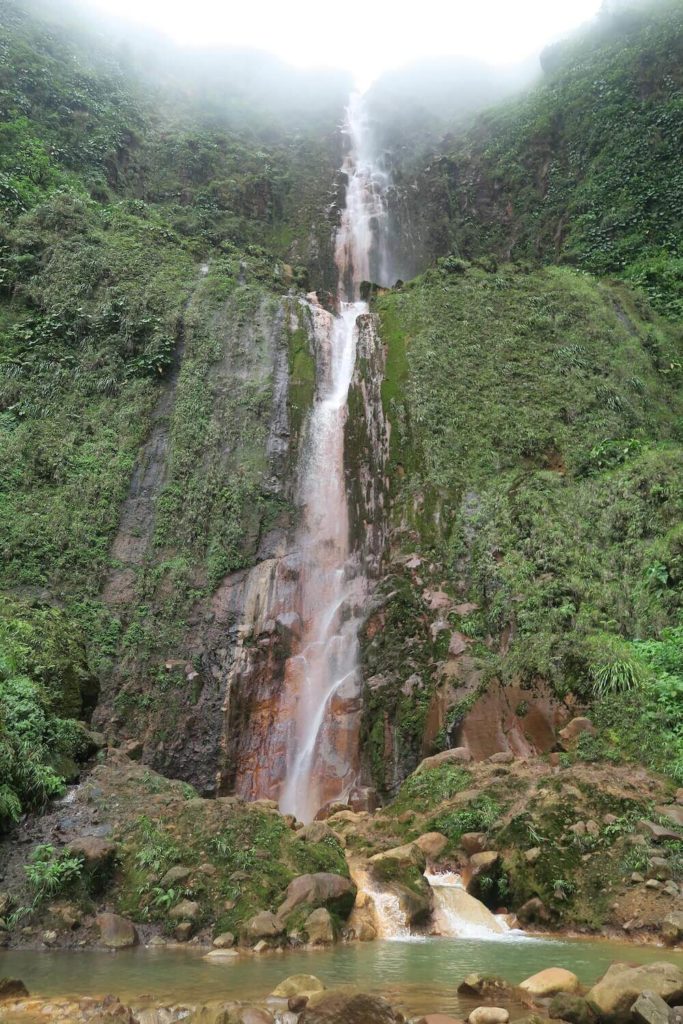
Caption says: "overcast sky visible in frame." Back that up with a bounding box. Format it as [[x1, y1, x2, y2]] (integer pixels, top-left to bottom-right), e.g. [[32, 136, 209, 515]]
[[81, 0, 604, 89]]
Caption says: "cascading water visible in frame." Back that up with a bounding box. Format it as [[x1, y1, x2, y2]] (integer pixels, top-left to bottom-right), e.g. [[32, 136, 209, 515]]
[[425, 871, 516, 940], [278, 93, 391, 821]]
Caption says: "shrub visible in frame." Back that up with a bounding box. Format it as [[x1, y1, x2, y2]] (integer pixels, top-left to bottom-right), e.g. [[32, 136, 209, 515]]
[[586, 634, 647, 697], [25, 844, 83, 901]]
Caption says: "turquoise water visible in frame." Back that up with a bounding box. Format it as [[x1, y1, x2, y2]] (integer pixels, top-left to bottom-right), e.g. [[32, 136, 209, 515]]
[[2, 937, 683, 1017]]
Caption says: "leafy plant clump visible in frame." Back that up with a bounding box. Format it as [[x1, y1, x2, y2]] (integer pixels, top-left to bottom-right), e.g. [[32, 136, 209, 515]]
[[25, 844, 84, 902]]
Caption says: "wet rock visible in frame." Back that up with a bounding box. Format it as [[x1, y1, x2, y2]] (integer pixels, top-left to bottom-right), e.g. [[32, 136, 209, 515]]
[[277, 873, 356, 918], [252, 939, 269, 953], [289, 995, 310, 1013], [520, 968, 580, 997], [458, 976, 514, 999], [161, 865, 193, 887], [203, 949, 239, 960], [415, 747, 472, 772], [469, 1008, 510, 1024], [300, 992, 402, 1023], [516, 897, 550, 924], [663, 913, 683, 946], [305, 908, 334, 945], [239, 1010, 274, 1024], [169, 899, 200, 922], [415, 832, 448, 858], [212, 932, 235, 948], [549, 994, 596, 1024], [271, 975, 325, 998], [0, 978, 29, 1000], [243, 911, 284, 943], [96, 912, 138, 949], [632, 991, 674, 1024], [586, 962, 683, 1021]]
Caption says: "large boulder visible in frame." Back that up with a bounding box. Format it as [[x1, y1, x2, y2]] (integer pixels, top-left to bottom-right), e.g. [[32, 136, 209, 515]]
[[587, 963, 683, 1021], [65, 837, 117, 870], [549, 994, 596, 1024], [469, 1009, 509, 1024], [520, 968, 580, 998], [369, 842, 426, 873], [0, 979, 29, 1001], [415, 833, 448, 859], [632, 991, 674, 1024], [663, 912, 683, 946], [277, 873, 355, 918], [242, 911, 284, 944], [96, 913, 138, 949], [415, 748, 472, 772], [300, 993, 402, 1024], [271, 975, 325, 999], [516, 897, 550, 924], [304, 908, 334, 945], [458, 976, 515, 1000], [169, 899, 200, 922]]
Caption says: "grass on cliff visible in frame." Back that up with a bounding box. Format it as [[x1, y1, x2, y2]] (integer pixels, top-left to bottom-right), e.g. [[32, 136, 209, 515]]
[[362, 259, 682, 793]]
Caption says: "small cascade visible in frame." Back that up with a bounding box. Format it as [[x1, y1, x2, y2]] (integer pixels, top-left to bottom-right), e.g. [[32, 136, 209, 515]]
[[348, 860, 417, 941], [425, 871, 512, 940]]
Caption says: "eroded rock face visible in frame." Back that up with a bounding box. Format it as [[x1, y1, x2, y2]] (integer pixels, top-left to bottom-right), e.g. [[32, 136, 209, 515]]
[[587, 962, 683, 1021]]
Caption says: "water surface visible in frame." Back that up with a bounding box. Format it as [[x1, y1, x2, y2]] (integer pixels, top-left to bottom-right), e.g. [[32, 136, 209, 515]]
[[2, 936, 682, 1017]]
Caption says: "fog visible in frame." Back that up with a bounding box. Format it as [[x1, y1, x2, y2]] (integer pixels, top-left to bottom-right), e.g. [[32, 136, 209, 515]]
[[75, 0, 602, 90]]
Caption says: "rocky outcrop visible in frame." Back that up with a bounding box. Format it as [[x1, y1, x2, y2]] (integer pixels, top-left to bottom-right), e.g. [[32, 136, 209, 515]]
[[586, 963, 683, 1022], [520, 968, 580, 998]]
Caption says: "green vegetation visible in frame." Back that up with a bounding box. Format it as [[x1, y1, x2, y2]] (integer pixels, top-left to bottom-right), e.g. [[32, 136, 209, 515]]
[[365, 259, 682, 789], [389, 0, 682, 317], [24, 843, 84, 902]]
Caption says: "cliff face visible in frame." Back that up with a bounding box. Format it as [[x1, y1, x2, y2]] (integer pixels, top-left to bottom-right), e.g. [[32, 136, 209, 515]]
[[1, 0, 682, 832]]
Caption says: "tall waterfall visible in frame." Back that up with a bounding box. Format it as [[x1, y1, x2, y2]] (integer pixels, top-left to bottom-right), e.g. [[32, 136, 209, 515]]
[[278, 93, 390, 821]]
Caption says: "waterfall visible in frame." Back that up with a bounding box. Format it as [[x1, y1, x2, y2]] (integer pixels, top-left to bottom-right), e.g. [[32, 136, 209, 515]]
[[425, 871, 514, 940], [277, 93, 390, 821]]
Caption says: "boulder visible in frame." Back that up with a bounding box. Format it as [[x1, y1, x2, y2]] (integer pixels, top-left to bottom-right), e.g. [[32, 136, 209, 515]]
[[470, 851, 499, 872], [632, 991, 674, 1024], [169, 899, 200, 922], [66, 837, 117, 871], [656, 806, 683, 829], [96, 912, 138, 949], [637, 821, 683, 843], [271, 975, 325, 999], [212, 932, 235, 949], [663, 913, 683, 946], [587, 962, 683, 1021], [396, 882, 433, 926], [458, 976, 514, 999], [469, 1009, 509, 1024], [305, 908, 334, 945], [461, 833, 487, 855], [415, 832, 448, 858], [369, 842, 426, 873], [648, 858, 672, 882], [549, 994, 596, 1024], [299, 822, 338, 845], [415, 748, 472, 772], [525, 848, 541, 865], [559, 718, 596, 747], [160, 865, 192, 888], [300, 992, 402, 1023], [0, 978, 29, 1001], [174, 922, 193, 942], [520, 968, 580, 997], [203, 949, 239, 961], [489, 752, 514, 764], [516, 897, 550, 924], [277, 873, 355, 918], [242, 911, 284, 944]]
